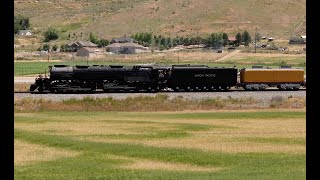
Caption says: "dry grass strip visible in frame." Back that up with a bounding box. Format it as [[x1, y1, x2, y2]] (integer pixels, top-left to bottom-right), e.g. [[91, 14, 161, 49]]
[[14, 139, 80, 166], [104, 154, 223, 172]]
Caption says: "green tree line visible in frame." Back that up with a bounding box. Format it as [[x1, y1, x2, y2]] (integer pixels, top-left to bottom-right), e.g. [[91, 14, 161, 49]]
[[131, 31, 252, 50]]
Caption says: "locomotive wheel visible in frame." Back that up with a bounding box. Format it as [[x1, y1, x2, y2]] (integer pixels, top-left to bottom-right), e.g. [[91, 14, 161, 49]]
[[173, 87, 180, 92], [153, 87, 160, 92], [145, 87, 153, 93], [38, 87, 44, 93], [221, 86, 229, 92], [292, 85, 300, 91]]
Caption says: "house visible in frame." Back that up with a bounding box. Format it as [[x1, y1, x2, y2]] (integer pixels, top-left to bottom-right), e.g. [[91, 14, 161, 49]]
[[76, 47, 96, 57], [17, 30, 32, 36], [301, 35, 306, 42], [111, 35, 135, 43], [66, 41, 98, 52], [262, 36, 266, 40], [268, 37, 274, 42], [228, 36, 237, 44], [76, 41, 98, 48], [289, 37, 306, 44], [66, 42, 80, 52], [106, 43, 148, 54], [228, 37, 237, 42], [227, 37, 237, 46]]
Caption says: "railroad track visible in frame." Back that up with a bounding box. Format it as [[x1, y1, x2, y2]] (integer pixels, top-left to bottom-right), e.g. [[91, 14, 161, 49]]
[[14, 88, 306, 94]]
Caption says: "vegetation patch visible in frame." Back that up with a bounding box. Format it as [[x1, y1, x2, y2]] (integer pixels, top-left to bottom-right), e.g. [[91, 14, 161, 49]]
[[14, 83, 31, 92], [14, 95, 306, 112]]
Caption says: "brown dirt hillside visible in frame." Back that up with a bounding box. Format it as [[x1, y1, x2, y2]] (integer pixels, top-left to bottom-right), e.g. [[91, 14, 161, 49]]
[[14, 0, 305, 39]]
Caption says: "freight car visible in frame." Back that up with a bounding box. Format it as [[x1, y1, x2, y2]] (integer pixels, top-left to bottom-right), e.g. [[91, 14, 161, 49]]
[[29, 64, 305, 93], [238, 67, 305, 90]]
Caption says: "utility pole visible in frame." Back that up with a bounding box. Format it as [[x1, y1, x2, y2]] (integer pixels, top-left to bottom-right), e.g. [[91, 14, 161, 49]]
[[178, 50, 180, 64], [47, 49, 50, 62], [255, 27, 257, 53]]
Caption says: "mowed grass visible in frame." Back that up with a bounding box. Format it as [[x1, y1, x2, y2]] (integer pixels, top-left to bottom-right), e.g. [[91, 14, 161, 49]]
[[222, 55, 306, 66], [14, 111, 306, 179]]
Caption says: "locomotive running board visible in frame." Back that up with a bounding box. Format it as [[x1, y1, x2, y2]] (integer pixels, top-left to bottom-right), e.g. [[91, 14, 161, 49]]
[[103, 86, 136, 90]]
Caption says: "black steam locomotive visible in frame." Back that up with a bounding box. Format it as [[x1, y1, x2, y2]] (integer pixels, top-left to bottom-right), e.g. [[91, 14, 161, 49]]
[[30, 64, 238, 93]]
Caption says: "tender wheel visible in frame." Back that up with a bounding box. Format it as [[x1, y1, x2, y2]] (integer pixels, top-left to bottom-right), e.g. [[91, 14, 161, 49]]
[[278, 84, 286, 90], [244, 85, 252, 91]]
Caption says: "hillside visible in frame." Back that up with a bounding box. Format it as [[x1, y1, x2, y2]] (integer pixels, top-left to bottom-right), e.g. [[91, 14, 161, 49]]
[[14, 0, 306, 40]]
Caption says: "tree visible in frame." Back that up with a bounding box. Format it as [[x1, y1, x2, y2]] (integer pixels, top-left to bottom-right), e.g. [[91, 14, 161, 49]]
[[222, 33, 229, 46], [98, 39, 109, 47], [20, 17, 30, 30], [195, 36, 203, 45], [14, 23, 21, 34], [160, 37, 167, 46], [179, 37, 184, 45], [145, 33, 152, 44], [166, 37, 172, 48], [44, 27, 60, 42], [52, 44, 58, 51], [150, 37, 155, 53], [14, 15, 31, 34], [183, 37, 190, 46], [190, 37, 197, 45], [154, 36, 160, 45], [206, 33, 219, 46], [242, 31, 251, 46], [60, 44, 66, 52], [89, 32, 99, 44], [255, 32, 262, 42], [173, 37, 180, 47], [235, 32, 242, 46], [42, 44, 50, 51]]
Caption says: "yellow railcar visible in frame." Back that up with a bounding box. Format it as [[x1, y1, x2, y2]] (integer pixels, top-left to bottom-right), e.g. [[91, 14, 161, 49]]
[[239, 68, 305, 90]]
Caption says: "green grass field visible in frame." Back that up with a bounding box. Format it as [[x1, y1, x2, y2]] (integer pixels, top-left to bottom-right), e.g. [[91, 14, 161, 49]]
[[221, 56, 305, 66], [15, 110, 306, 179], [14, 55, 306, 76], [14, 61, 243, 76]]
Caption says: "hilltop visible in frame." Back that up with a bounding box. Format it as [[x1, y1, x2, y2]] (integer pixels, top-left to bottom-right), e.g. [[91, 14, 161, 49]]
[[14, 0, 305, 40]]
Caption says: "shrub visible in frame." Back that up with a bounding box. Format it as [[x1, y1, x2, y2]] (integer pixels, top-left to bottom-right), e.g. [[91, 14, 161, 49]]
[[44, 27, 60, 42]]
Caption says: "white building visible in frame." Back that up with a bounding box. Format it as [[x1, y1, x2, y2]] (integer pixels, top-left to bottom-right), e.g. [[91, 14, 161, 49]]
[[17, 30, 32, 36]]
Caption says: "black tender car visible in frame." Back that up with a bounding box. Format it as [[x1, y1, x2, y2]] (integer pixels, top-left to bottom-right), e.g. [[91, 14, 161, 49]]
[[167, 65, 238, 91]]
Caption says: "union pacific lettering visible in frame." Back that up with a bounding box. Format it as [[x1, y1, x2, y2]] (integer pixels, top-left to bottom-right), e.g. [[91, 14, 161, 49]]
[[194, 74, 216, 77]]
